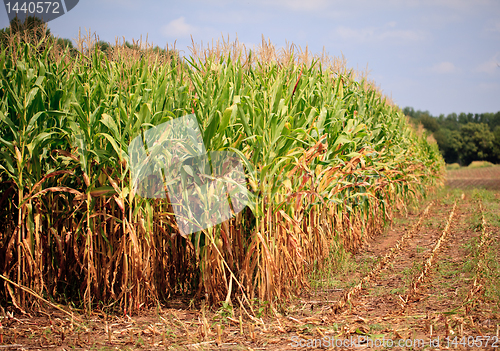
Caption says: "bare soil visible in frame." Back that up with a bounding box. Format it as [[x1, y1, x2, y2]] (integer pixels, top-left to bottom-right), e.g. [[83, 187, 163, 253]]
[[446, 165, 500, 190], [1, 186, 499, 350]]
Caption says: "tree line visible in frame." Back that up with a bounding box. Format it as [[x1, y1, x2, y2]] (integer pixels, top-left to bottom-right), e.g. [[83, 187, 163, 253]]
[[403, 107, 500, 166]]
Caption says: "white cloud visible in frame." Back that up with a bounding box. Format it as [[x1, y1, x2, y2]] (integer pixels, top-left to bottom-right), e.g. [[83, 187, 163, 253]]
[[378, 29, 425, 41], [475, 54, 500, 74], [419, 12, 462, 26], [161, 17, 197, 38], [335, 22, 425, 43], [430, 61, 458, 74], [336, 26, 373, 42]]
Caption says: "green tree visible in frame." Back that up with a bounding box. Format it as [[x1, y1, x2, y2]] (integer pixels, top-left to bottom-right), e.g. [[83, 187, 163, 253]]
[[434, 128, 461, 164], [459, 123, 494, 165], [403, 106, 415, 117], [57, 37, 74, 49], [419, 114, 439, 133], [96, 40, 111, 53], [1, 16, 52, 51], [458, 112, 474, 125], [492, 125, 500, 163], [8, 16, 50, 42], [55, 37, 79, 57]]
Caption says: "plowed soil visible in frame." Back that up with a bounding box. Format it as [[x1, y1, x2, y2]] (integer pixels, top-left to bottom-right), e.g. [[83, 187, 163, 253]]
[[1, 184, 499, 350], [447, 165, 500, 190]]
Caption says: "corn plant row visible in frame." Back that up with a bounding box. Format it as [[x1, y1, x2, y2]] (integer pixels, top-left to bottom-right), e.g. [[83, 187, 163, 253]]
[[0, 36, 445, 312], [332, 201, 433, 313], [401, 196, 461, 308]]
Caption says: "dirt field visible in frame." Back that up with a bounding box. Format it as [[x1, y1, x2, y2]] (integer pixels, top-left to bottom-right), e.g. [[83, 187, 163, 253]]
[[446, 165, 500, 190], [1, 183, 499, 350]]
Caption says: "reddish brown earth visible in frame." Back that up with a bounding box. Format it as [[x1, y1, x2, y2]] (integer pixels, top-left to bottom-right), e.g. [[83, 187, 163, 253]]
[[446, 165, 500, 190], [1, 180, 499, 350]]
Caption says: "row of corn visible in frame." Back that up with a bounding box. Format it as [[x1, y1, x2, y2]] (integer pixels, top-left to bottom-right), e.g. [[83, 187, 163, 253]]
[[0, 34, 445, 312]]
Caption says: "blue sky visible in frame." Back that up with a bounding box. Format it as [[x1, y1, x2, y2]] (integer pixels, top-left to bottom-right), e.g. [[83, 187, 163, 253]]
[[2, 0, 499, 116]]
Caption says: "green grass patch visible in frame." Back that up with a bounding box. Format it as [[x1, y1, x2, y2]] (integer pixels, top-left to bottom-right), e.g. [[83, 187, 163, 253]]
[[467, 161, 495, 168], [446, 163, 461, 170]]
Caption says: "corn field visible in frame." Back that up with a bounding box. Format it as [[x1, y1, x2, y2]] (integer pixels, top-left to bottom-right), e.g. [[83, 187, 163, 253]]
[[0, 32, 445, 314]]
